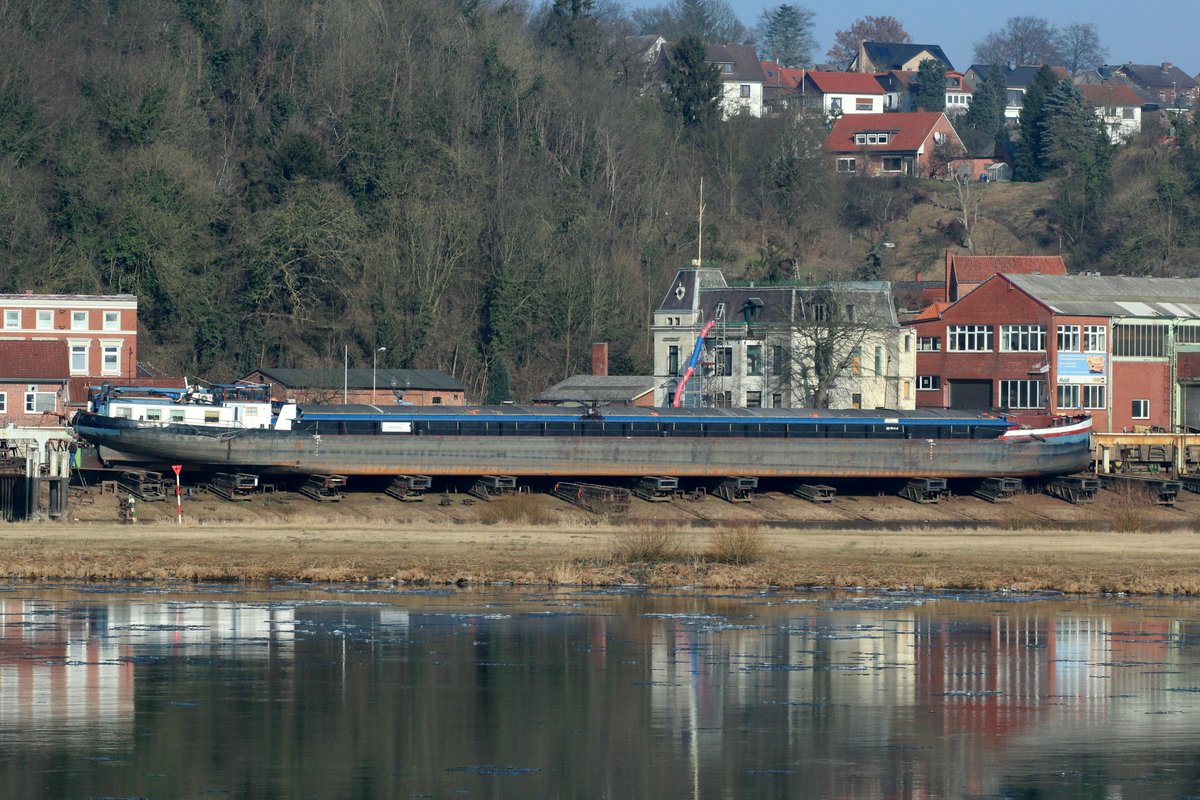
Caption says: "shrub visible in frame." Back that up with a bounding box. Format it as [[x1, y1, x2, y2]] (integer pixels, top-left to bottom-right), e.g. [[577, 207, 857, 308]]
[[704, 524, 765, 565], [611, 525, 682, 563], [476, 493, 555, 525]]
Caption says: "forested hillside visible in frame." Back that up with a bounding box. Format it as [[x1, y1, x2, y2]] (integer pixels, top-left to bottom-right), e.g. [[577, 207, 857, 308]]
[[2, 1, 1200, 401]]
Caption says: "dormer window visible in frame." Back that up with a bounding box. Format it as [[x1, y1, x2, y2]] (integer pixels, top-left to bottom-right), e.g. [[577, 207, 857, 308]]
[[720, 62, 734, 73], [854, 132, 890, 145]]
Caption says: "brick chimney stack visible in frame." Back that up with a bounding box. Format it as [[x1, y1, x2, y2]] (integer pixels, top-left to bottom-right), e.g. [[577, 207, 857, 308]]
[[592, 343, 609, 376]]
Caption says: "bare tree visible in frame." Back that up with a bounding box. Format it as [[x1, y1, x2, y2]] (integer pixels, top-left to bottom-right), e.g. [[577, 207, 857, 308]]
[[826, 15, 910, 67], [972, 16, 1062, 67], [1056, 22, 1107, 76]]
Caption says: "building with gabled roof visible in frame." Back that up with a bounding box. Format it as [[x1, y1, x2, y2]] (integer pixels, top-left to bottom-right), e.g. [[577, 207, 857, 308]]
[[1078, 82, 1144, 142], [534, 375, 659, 407], [704, 42, 767, 118], [760, 60, 804, 109], [824, 111, 964, 177], [965, 64, 1071, 119], [850, 41, 953, 73], [1114, 62, 1199, 110], [0, 341, 70, 428], [945, 251, 1068, 302], [799, 70, 887, 115], [653, 266, 915, 409]]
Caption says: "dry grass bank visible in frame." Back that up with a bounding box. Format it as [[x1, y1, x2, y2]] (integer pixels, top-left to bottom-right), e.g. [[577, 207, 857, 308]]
[[2, 519, 1199, 595]]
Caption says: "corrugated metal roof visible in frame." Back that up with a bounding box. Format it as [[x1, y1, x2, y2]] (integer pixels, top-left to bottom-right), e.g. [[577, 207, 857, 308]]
[[251, 367, 465, 391], [535, 375, 659, 403], [1005, 274, 1200, 317]]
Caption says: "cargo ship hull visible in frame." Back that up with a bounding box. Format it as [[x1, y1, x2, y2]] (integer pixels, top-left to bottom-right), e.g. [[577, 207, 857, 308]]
[[73, 411, 1092, 479]]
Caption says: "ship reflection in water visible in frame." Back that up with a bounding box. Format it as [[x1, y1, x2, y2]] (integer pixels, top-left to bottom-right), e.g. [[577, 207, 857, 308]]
[[1, 587, 1198, 799]]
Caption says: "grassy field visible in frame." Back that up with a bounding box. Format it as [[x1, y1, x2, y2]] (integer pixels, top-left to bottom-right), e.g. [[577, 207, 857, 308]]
[[4, 516, 1199, 595]]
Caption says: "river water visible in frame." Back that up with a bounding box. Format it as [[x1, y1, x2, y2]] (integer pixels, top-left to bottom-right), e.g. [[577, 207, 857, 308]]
[[1, 584, 1199, 799]]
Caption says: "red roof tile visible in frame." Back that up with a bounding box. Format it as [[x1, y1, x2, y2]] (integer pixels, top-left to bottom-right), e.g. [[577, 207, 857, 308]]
[[0, 341, 69, 380], [805, 70, 886, 95], [823, 111, 950, 153], [1079, 83, 1143, 107], [908, 301, 951, 323], [951, 255, 1067, 284]]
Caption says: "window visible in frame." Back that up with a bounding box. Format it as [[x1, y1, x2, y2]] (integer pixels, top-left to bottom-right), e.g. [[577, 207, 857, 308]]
[[1132, 399, 1149, 419], [771, 393, 782, 408], [866, 132, 890, 145], [854, 131, 864, 144], [1000, 379, 1045, 409], [1122, 107, 1135, 119], [103, 311, 120, 331], [881, 157, 903, 173], [713, 347, 733, 376], [1056, 384, 1080, 409], [70, 344, 87, 374], [832, 98, 843, 111], [720, 63, 733, 74], [1083, 385, 1106, 409], [771, 345, 784, 376], [837, 157, 856, 173], [739, 84, 751, 98], [917, 336, 940, 352], [102, 343, 120, 375], [4, 310, 19, 329], [855, 97, 872, 111], [1113, 323, 1166, 357], [1105, 105, 1117, 117], [746, 391, 762, 408], [873, 346, 883, 375], [851, 392, 862, 409], [1057, 325, 1080, 352], [145, 409, 162, 422], [811, 303, 828, 322], [933, 131, 946, 145], [1083, 325, 1106, 353], [904, 335, 912, 353], [25, 391, 56, 413], [903, 380, 910, 400], [667, 345, 679, 376], [947, 325, 992, 352], [170, 409, 185, 422], [36, 310, 52, 330], [714, 302, 726, 320], [746, 345, 763, 376], [999, 324, 1046, 352], [204, 410, 220, 423], [71, 310, 88, 330], [850, 347, 862, 376], [917, 375, 940, 390], [0, 392, 5, 413], [845, 304, 856, 322]]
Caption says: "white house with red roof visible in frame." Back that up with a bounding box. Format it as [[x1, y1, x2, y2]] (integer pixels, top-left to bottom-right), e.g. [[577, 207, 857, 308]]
[[799, 70, 886, 115], [0, 341, 71, 429], [1078, 82, 1143, 143], [823, 111, 964, 177], [877, 70, 974, 113]]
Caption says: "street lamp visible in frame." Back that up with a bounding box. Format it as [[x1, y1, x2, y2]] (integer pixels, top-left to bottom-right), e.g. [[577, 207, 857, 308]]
[[372, 346, 386, 404]]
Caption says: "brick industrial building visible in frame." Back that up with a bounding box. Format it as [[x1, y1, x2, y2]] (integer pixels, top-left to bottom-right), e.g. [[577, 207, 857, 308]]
[[907, 274, 1200, 432]]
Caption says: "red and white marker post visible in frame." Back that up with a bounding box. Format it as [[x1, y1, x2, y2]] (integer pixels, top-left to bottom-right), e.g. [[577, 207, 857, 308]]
[[172, 464, 183, 525]]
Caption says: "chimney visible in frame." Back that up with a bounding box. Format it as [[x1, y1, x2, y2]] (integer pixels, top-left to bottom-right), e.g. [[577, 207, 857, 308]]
[[591, 343, 609, 377], [1163, 62, 1172, 72]]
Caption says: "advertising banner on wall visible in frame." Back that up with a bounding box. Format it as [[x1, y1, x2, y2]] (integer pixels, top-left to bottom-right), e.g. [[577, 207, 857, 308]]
[[1056, 353, 1107, 385]]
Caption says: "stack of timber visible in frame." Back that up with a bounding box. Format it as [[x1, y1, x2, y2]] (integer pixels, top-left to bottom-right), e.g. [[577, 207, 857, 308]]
[[385, 475, 432, 502], [552, 482, 631, 514], [299, 474, 347, 502]]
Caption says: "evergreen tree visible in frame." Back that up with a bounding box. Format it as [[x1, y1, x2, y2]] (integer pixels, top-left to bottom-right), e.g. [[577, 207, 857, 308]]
[[755, 4, 816, 67], [911, 59, 947, 113], [1014, 65, 1062, 181], [962, 65, 1007, 156], [541, 0, 598, 55], [663, 36, 723, 128], [1042, 81, 1113, 244]]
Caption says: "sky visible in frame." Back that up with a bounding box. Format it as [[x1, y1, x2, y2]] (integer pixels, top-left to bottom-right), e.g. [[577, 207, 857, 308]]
[[706, 1, 1200, 76]]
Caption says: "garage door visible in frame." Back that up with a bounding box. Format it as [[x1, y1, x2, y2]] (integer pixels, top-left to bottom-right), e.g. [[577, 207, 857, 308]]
[[949, 379, 992, 409]]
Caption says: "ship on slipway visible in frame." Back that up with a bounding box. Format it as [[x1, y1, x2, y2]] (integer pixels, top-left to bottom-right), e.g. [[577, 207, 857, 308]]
[[71, 385, 1093, 480]]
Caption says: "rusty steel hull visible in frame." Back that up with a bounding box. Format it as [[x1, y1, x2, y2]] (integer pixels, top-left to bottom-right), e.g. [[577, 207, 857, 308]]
[[73, 413, 1091, 479]]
